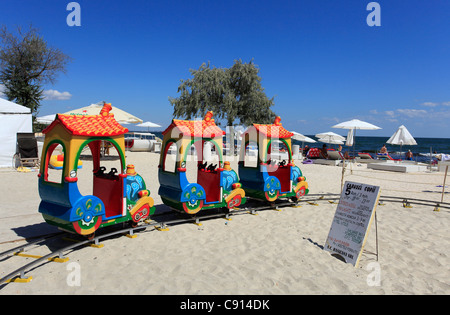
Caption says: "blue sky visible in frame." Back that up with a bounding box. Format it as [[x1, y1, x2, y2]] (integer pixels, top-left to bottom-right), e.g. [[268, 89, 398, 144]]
[[1, 0, 449, 138]]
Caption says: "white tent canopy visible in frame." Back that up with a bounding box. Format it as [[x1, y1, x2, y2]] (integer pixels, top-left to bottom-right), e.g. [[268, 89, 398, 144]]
[[35, 114, 56, 124], [0, 98, 33, 167]]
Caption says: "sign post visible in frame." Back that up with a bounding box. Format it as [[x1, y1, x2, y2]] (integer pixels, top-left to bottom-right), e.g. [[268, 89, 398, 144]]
[[324, 181, 381, 267]]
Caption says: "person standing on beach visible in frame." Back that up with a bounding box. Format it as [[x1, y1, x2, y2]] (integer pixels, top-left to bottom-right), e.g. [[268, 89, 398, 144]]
[[406, 150, 413, 160], [320, 144, 328, 159]]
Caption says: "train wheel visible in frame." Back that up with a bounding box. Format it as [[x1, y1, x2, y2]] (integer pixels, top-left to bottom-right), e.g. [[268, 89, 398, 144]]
[[265, 189, 279, 202], [72, 215, 102, 236], [296, 186, 306, 198], [227, 194, 242, 209], [182, 200, 204, 215], [291, 187, 306, 202], [132, 204, 150, 223]]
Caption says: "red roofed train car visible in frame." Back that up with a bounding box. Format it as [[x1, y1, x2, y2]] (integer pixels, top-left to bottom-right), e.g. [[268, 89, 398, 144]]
[[238, 116, 309, 202], [158, 111, 246, 214], [38, 103, 155, 238]]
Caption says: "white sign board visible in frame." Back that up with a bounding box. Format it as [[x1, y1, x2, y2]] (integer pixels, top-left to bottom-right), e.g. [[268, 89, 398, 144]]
[[324, 181, 381, 267]]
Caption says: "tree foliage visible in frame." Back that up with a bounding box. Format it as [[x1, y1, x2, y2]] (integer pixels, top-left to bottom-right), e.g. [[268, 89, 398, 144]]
[[169, 59, 276, 126], [0, 25, 71, 116]]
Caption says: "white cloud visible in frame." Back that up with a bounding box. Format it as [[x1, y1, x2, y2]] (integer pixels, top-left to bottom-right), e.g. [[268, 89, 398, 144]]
[[421, 102, 439, 107], [0, 86, 72, 101], [43, 89, 72, 100], [421, 101, 450, 107], [396, 109, 427, 118]]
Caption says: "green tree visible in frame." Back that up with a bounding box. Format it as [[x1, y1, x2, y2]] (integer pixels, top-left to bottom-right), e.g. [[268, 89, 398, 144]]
[[169, 59, 276, 126], [0, 25, 71, 120]]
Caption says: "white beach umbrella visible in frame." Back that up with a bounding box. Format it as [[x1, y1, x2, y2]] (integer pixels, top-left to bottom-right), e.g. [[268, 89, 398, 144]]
[[332, 119, 381, 131], [137, 121, 162, 128], [387, 125, 417, 157], [315, 132, 346, 142], [291, 131, 316, 143], [318, 138, 345, 145], [64, 102, 143, 124], [332, 119, 381, 153], [36, 102, 143, 125], [315, 132, 345, 151], [346, 129, 354, 147], [292, 131, 316, 155]]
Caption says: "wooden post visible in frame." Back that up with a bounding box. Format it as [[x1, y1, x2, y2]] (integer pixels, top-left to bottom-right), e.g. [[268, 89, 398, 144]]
[[374, 212, 379, 261], [441, 166, 448, 203], [430, 147, 433, 171]]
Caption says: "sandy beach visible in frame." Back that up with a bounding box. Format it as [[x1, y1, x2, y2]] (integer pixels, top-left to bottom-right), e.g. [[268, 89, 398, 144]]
[[0, 151, 449, 295]]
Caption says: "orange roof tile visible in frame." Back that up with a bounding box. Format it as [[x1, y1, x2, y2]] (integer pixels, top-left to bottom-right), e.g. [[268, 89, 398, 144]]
[[162, 111, 225, 138], [43, 103, 128, 137], [251, 116, 293, 139]]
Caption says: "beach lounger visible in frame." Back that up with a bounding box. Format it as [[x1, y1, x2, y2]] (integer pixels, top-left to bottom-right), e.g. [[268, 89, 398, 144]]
[[376, 153, 401, 161], [358, 152, 373, 160], [327, 150, 344, 160], [13, 133, 40, 169]]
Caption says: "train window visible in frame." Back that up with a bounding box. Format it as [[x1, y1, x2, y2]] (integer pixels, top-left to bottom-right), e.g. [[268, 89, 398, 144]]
[[244, 141, 258, 168], [163, 142, 177, 173], [44, 143, 64, 184], [77, 140, 123, 197], [202, 141, 220, 165], [268, 140, 289, 163]]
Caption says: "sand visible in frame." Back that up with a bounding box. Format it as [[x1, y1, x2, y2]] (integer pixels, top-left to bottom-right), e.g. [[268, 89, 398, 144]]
[[0, 151, 449, 295]]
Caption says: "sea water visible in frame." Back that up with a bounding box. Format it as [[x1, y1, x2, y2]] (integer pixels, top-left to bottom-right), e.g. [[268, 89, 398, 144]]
[[139, 131, 450, 164], [313, 135, 450, 163]]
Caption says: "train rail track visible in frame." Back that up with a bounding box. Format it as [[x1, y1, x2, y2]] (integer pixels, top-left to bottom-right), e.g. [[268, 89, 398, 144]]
[[0, 193, 448, 285]]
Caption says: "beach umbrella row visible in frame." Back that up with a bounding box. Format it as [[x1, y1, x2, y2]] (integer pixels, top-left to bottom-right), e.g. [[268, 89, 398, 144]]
[[330, 119, 418, 158]]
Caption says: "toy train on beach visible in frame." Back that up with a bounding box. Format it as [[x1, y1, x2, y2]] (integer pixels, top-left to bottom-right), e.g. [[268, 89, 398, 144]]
[[38, 104, 309, 238]]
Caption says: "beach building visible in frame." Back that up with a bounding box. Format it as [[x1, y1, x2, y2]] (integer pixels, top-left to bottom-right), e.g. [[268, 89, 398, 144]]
[[0, 98, 33, 168]]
